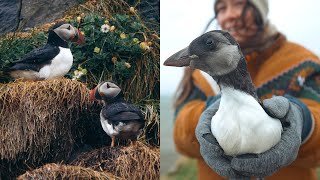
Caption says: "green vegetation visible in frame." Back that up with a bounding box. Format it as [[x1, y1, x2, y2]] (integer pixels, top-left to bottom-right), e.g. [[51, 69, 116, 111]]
[[161, 157, 197, 180], [68, 13, 155, 88], [0, 12, 159, 89], [161, 158, 320, 179], [0, 9, 159, 104]]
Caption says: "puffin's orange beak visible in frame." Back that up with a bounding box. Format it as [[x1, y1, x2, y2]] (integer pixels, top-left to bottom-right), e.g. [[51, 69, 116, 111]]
[[72, 29, 85, 45], [89, 86, 97, 101]]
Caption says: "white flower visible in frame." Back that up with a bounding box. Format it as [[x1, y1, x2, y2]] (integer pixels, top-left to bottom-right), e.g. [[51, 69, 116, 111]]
[[101, 24, 110, 33]]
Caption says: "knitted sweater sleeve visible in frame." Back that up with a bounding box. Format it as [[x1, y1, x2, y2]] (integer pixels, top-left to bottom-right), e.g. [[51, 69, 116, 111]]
[[252, 40, 320, 168], [292, 61, 320, 168], [174, 99, 206, 158]]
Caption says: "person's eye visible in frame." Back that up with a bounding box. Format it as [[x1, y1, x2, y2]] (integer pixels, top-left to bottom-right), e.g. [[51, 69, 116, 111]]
[[234, 0, 245, 7], [216, 3, 226, 13]]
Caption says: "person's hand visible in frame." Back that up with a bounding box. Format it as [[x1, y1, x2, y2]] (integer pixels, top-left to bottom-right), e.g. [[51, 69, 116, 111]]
[[231, 96, 308, 178], [195, 99, 250, 179], [195, 95, 310, 179]]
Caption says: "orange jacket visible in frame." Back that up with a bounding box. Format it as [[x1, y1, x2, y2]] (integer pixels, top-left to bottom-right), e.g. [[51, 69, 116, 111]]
[[173, 34, 320, 180]]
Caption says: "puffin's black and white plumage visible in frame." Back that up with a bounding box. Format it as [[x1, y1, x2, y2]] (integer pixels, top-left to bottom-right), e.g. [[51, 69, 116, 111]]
[[90, 81, 145, 147], [8, 22, 84, 81], [164, 30, 282, 156]]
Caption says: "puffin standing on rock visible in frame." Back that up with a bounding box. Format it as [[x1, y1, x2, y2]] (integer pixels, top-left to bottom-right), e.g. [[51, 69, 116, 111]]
[[90, 81, 145, 147], [8, 22, 84, 81], [164, 30, 282, 156]]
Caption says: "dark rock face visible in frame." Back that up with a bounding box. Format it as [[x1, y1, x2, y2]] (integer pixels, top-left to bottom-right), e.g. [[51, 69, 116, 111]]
[[0, 0, 160, 35], [20, 0, 79, 29], [128, 0, 160, 32], [0, 0, 21, 36], [0, 0, 80, 36], [136, 0, 160, 23]]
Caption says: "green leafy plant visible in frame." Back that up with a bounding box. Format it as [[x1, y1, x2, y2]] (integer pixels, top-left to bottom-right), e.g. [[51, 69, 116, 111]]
[[0, 11, 159, 102], [68, 13, 152, 87]]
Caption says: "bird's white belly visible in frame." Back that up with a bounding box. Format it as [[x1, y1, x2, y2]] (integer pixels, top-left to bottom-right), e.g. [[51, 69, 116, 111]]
[[211, 88, 282, 156], [100, 120, 119, 137], [100, 112, 119, 137], [39, 47, 73, 79]]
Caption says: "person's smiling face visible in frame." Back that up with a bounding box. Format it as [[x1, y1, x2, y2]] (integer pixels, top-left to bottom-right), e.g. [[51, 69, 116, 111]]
[[215, 0, 259, 45]]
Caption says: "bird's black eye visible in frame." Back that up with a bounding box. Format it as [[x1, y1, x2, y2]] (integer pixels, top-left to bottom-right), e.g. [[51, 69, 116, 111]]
[[205, 38, 216, 50], [67, 25, 71, 30], [107, 83, 110, 88], [206, 39, 213, 45]]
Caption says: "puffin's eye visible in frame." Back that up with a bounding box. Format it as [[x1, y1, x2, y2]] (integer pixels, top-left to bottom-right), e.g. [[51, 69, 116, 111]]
[[67, 25, 71, 30], [107, 83, 110, 88]]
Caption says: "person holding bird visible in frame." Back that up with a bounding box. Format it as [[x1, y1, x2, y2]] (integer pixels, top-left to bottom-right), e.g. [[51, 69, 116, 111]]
[[169, 0, 320, 179]]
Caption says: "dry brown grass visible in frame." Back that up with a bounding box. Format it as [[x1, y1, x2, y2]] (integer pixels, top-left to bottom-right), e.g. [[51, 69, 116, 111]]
[[0, 79, 159, 178], [17, 163, 121, 180], [140, 104, 160, 146], [69, 0, 130, 18], [0, 78, 90, 163], [71, 141, 159, 180]]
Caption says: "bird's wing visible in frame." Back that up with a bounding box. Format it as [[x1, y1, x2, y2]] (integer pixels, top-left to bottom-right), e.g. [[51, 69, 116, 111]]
[[108, 111, 142, 121], [103, 102, 145, 122], [12, 44, 60, 64]]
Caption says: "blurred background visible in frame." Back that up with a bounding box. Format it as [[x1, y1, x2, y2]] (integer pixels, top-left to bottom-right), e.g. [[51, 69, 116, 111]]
[[160, 0, 320, 179]]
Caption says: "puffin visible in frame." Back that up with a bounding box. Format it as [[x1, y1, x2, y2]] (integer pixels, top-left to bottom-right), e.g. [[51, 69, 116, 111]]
[[90, 81, 145, 147], [164, 30, 282, 156], [8, 22, 84, 81]]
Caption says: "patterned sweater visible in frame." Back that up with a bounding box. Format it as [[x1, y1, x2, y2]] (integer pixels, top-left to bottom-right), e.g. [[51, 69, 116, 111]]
[[173, 33, 320, 180]]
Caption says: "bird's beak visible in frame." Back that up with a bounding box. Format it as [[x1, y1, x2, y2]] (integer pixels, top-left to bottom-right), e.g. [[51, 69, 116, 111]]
[[163, 47, 198, 67], [71, 29, 85, 45], [89, 87, 97, 101]]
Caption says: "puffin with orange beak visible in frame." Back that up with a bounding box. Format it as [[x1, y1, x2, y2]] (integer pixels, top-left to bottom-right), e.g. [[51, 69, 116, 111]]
[[90, 81, 145, 147], [8, 22, 85, 81]]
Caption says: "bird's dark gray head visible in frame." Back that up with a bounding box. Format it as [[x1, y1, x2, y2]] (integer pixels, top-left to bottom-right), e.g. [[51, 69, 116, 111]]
[[164, 30, 258, 99], [90, 81, 123, 103], [48, 22, 84, 45], [164, 30, 244, 77]]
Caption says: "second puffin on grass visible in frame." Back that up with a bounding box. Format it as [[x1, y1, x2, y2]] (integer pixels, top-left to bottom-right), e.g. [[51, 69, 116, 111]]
[[90, 81, 145, 147], [8, 22, 84, 81]]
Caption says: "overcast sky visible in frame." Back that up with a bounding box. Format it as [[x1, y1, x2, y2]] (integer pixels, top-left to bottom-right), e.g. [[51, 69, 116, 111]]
[[160, 0, 320, 95]]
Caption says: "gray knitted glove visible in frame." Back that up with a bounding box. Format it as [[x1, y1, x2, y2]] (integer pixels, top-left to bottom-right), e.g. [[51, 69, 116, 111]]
[[196, 96, 310, 179], [195, 99, 249, 179], [231, 96, 309, 178]]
